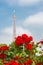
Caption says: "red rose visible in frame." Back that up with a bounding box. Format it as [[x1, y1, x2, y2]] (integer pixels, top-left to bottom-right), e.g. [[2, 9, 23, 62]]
[[40, 40, 43, 44], [26, 44, 32, 50], [9, 60, 18, 65], [14, 56, 19, 60], [36, 63, 41, 65], [0, 54, 6, 58], [4, 60, 19, 65], [24, 62, 27, 65], [4, 63, 9, 65], [0, 46, 9, 51], [19, 57, 23, 60], [24, 60, 32, 65], [27, 60, 33, 64], [28, 36, 33, 42], [22, 34, 29, 43], [15, 36, 23, 46]]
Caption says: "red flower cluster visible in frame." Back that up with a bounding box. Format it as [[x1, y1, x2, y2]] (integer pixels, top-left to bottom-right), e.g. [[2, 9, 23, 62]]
[[15, 34, 33, 46], [0, 46, 9, 51], [26, 44, 32, 50], [4, 60, 18, 65], [24, 60, 33, 65], [4, 59, 33, 65], [0, 34, 43, 65], [0, 54, 6, 58]]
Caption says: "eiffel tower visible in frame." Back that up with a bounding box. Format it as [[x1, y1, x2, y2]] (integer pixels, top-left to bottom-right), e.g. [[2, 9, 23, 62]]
[[13, 11, 16, 40]]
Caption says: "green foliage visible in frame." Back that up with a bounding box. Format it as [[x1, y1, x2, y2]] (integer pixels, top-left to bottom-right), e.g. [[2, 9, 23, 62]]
[[0, 41, 43, 65], [0, 60, 3, 65]]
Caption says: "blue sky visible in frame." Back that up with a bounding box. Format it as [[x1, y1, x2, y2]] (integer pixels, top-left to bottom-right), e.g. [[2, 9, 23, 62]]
[[0, 0, 43, 44]]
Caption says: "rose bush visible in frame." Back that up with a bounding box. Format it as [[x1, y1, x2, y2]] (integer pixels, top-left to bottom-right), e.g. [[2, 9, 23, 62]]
[[0, 34, 43, 65]]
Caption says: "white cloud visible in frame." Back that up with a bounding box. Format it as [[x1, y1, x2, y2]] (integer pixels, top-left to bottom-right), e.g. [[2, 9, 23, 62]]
[[2, 26, 13, 35], [3, 0, 40, 6], [19, 0, 40, 6], [16, 26, 31, 36], [2, 26, 31, 36], [0, 26, 31, 44], [23, 12, 43, 25], [0, 35, 13, 45]]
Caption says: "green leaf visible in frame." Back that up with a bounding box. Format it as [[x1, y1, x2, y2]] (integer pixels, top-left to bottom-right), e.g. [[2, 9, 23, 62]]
[[32, 61, 36, 65], [0, 60, 3, 65]]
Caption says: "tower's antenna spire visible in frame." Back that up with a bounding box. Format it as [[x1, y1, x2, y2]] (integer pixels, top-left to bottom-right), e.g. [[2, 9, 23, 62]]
[[13, 10, 16, 40]]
